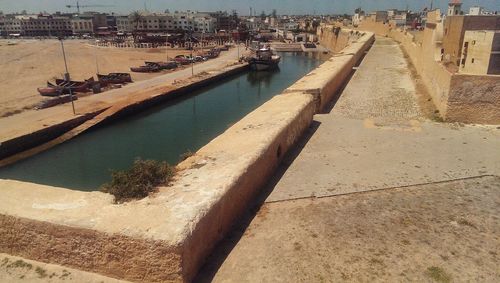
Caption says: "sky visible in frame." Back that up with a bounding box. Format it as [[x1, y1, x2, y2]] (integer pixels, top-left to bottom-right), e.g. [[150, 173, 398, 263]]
[[0, 0, 498, 15]]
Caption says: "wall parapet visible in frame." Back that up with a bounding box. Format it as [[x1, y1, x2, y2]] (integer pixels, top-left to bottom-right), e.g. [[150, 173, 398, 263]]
[[287, 32, 375, 112], [358, 21, 500, 124]]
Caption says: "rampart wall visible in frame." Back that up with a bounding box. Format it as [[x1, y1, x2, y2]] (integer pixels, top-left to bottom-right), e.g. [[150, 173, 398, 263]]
[[359, 20, 500, 124]]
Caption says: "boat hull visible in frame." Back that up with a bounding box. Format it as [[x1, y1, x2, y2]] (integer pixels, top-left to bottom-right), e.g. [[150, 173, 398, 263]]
[[37, 87, 62, 97], [249, 59, 280, 71]]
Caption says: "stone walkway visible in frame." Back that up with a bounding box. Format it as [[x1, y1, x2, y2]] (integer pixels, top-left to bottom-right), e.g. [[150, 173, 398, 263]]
[[200, 37, 500, 282]]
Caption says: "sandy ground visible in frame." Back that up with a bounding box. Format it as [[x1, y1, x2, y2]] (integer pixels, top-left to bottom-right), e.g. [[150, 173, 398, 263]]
[[0, 45, 243, 144], [0, 253, 130, 282], [0, 39, 199, 117], [204, 177, 500, 283]]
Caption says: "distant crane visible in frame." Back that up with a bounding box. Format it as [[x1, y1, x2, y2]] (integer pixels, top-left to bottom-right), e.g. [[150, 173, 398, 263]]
[[66, 1, 114, 13]]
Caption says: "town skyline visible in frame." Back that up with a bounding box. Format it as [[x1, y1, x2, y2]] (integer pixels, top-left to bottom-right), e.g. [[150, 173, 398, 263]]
[[0, 0, 498, 15]]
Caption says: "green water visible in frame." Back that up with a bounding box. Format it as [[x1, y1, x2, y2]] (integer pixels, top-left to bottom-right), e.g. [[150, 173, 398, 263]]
[[0, 52, 328, 191]]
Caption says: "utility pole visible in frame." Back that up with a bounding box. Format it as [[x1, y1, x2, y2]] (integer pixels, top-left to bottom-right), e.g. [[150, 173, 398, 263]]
[[94, 38, 99, 74], [236, 27, 240, 61], [201, 30, 204, 53], [59, 37, 76, 115], [190, 28, 194, 76], [165, 33, 169, 60]]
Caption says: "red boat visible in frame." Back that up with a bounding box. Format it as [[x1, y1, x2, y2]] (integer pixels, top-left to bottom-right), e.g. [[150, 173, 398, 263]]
[[37, 86, 63, 97], [51, 77, 94, 93]]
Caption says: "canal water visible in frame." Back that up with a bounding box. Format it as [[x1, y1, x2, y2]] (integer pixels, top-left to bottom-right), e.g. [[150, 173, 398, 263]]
[[0, 52, 328, 191]]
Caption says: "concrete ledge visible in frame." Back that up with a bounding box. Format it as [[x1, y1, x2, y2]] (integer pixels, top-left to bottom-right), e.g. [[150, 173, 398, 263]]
[[284, 32, 374, 112], [0, 92, 316, 282], [0, 110, 104, 160]]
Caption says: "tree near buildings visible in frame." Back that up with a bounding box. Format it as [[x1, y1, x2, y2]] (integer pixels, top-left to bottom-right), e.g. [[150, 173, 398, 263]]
[[271, 9, 277, 18], [312, 20, 320, 31], [131, 11, 142, 42], [260, 11, 266, 20]]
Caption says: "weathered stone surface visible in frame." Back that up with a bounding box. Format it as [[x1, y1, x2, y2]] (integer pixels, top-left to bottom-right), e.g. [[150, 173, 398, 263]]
[[285, 32, 374, 112], [447, 74, 500, 124]]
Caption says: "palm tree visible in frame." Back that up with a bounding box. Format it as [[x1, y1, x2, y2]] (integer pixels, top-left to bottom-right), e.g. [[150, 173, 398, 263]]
[[130, 11, 142, 42], [305, 20, 311, 31]]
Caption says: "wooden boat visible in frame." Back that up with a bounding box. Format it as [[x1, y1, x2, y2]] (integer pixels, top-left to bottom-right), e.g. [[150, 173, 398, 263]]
[[37, 85, 63, 97], [52, 77, 94, 93], [130, 65, 160, 72], [145, 61, 178, 70], [97, 73, 132, 84], [249, 47, 281, 71], [110, 73, 132, 82]]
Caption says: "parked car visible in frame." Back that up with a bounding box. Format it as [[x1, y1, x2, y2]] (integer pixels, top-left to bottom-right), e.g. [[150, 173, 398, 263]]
[[194, 56, 207, 62], [174, 55, 191, 65]]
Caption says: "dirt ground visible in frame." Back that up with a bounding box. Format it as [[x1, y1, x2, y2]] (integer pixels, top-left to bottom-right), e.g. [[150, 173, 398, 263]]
[[0, 253, 129, 282], [0, 39, 199, 117], [204, 177, 500, 283]]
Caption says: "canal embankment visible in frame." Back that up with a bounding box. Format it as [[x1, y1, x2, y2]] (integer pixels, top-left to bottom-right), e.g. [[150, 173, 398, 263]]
[[0, 30, 374, 282], [0, 58, 248, 167], [0, 52, 326, 190]]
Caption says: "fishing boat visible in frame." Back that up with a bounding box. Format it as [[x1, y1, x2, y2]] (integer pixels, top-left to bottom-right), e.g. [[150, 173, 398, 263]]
[[130, 65, 160, 73], [38, 76, 93, 96], [145, 61, 178, 70], [52, 77, 94, 93], [97, 73, 132, 85], [37, 85, 63, 97], [249, 47, 281, 71]]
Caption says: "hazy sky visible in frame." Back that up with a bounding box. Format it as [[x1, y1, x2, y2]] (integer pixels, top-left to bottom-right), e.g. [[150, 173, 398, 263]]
[[0, 0, 498, 15]]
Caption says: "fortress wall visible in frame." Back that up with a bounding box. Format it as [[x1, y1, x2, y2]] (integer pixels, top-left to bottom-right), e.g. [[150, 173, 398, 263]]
[[358, 20, 500, 124]]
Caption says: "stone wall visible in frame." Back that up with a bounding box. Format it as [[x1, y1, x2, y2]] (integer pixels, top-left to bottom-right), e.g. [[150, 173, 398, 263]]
[[318, 25, 363, 52], [447, 74, 500, 124], [359, 20, 500, 124]]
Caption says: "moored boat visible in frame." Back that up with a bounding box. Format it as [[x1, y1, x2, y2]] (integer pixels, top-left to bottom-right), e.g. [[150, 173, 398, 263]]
[[249, 47, 281, 71]]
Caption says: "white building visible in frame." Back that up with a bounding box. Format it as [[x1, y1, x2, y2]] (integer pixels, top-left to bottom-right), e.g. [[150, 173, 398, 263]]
[[17, 15, 72, 36], [447, 0, 462, 16], [0, 17, 23, 35], [71, 16, 93, 34], [116, 11, 216, 33], [468, 6, 485, 15], [116, 15, 131, 32]]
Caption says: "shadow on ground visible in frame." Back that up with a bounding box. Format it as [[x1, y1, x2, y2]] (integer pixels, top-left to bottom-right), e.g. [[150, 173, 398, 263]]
[[194, 120, 321, 282]]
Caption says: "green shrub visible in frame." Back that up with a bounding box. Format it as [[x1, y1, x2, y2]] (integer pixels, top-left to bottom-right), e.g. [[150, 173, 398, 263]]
[[101, 159, 175, 203]]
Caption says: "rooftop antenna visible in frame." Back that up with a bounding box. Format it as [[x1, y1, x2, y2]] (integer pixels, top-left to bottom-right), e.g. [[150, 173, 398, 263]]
[[430, 0, 434, 10]]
